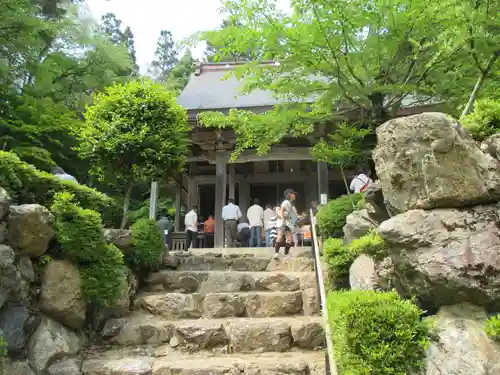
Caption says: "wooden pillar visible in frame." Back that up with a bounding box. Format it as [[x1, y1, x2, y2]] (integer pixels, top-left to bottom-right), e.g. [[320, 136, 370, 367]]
[[214, 151, 227, 248], [149, 180, 159, 219], [187, 178, 197, 208], [239, 180, 250, 214], [228, 164, 236, 200], [317, 162, 329, 204], [174, 183, 181, 232]]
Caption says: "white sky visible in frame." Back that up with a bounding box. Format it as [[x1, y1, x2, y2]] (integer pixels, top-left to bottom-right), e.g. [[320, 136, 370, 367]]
[[85, 0, 225, 72]]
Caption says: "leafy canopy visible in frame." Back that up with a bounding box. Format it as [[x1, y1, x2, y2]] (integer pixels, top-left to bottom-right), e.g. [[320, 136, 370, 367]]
[[198, 0, 498, 156], [77, 80, 190, 186]]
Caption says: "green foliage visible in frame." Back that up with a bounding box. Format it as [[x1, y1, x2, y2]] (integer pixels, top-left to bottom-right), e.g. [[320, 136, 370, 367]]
[[462, 99, 500, 141], [151, 30, 179, 82], [77, 80, 189, 227], [324, 238, 360, 290], [0, 151, 112, 212], [0, 334, 5, 373], [484, 314, 500, 341], [323, 231, 387, 289], [316, 194, 363, 238], [312, 124, 373, 170], [164, 49, 196, 92], [131, 219, 164, 268], [51, 192, 126, 307], [128, 197, 176, 224], [350, 231, 388, 262], [195, 0, 498, 154], [328, 290, 431, 375]]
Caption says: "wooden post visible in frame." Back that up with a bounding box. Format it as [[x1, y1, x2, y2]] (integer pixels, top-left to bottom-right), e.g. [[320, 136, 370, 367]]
[[149, 180, 159, 220], [174, 182, 181, 232], [239, 180, 250, 214], [187, 178, 197, 209], [317, 162, 329, 204], [228, 164, 236, 200], [214, 151, 227, 248]]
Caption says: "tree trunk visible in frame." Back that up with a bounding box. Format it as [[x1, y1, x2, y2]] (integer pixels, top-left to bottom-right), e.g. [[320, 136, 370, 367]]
[[120, 183, 133, 229], [340, 166, 355, 210], [369, 92, 388, 125], [461, 51, 499, 117]]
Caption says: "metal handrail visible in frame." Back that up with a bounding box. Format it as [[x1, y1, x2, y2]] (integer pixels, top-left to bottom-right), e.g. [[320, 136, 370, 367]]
[[310, 209, 337, 375]]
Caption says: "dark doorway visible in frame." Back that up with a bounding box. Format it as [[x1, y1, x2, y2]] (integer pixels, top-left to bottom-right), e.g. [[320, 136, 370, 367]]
[[250, 184, 277, 208], [199, 184, 239, 221], [250, 183, 306, 213]]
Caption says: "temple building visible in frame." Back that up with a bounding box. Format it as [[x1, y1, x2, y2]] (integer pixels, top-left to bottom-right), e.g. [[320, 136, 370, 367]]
[[171, 61, 444, 248]]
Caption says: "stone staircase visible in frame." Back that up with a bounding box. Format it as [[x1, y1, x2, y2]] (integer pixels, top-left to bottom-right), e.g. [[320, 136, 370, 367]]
[[82, 247, 327, 375]]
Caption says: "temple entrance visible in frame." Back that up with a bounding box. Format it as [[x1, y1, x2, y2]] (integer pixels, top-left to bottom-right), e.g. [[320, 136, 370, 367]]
[[250, 183, 307, 213]]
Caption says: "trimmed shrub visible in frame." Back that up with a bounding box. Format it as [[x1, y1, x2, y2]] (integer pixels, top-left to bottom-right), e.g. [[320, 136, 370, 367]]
[[485, 314, 500, 341], [316, 193, 363, 238], [0, 151, 113, 212], [324, 231, 387, 290], [350, 230, 387, 261], [324, 238, 360, 289], [51, 192, 126, 307], [462, 99, 500, 141], [328, 290, 431, 375], [130, 218, 164, 268], [0, 334, 6, 372]]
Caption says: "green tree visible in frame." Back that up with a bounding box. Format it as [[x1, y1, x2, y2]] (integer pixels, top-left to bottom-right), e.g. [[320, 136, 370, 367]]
[[77, 80, 190, 228], [197, 0, 494, 156], [165, 49, 196, 92], [0, 0, 133, 176], [151, 30, 178, 82]]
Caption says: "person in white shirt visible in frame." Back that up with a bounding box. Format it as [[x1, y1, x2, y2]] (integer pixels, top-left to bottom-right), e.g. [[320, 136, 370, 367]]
[[349, 169, 373, 193], [184, 205, 198, 250], [274, 189, 297, 260], [263, 204, 276, 247], [247, 198, 264, 247], [221, 198, 242, 248]]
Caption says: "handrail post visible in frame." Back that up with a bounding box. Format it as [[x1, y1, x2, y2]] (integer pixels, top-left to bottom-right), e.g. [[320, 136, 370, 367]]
[[310, 209, 338, 375]]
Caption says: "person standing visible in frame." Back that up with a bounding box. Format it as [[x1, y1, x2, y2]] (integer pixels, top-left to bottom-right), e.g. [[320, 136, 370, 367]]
[[184, 205, 198, 250], [222, 198, 242, 248], [274, 189, 297, 260], [203, 215, 215, 248], [247, 198, 264, 247], [350, 168, 373, 193], [156, 215, 171, 247], [263, 204, 275, 247]]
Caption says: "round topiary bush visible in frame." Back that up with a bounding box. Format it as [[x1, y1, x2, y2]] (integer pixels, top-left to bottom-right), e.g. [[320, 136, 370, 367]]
[[462, 99, 500, 141], [328, 290, 432, 375], [316, 193, 363, 238], [131, 218, 165, 269]]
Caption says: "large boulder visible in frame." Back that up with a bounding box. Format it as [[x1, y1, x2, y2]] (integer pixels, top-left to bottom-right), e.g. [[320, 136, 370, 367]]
[[0, 302, 39, 355], [0, 187, 11, 220], [363, 181, 391, 220], [104, 229, 133, 254], [378, 204, 500, 309], [39, 260, 87, 329], [27, 318, 83, 373], [8, 204, 54, 258], [481, 133, 500, 160], [425, 304, 500, 375], [373, 112, 500, 213], [0, 244, 20, 310], [342, 209, 378, 244], [349, 254, 376, 290]]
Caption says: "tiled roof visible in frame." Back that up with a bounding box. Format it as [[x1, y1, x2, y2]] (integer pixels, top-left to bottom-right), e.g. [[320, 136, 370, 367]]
[[177, 62, 286, 111]]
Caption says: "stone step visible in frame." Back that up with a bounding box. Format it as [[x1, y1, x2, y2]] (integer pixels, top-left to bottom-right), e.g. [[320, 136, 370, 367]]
[[82, 350, 326, 375], [163, 247, 315, 272], [101, 313, 325, 353], [135, 290, 319, 319], [145, 270, 318, 293]]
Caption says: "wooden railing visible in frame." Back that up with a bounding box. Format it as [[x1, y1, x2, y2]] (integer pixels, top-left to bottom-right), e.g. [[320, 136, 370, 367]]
[[310, 209, 337, 375], [169, 232, 206, 250]]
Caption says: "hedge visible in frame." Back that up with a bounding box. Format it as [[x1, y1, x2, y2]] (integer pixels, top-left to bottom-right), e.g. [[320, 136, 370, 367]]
[[51, 192, 126, 307], [324, 231, 387, 289], [328, 290, 431, 375], [130, 218, 165, 269], [462, 99, 500, 141], [485, 315, 500, 341], [0, 151, 113, 212], [316, 193, 363, 238]]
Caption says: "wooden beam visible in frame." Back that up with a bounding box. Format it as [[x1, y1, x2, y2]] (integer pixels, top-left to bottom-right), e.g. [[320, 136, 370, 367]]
[[174, 183, 181, 232], [228, 164, 236, 200], [186, 147, 314, 164], [149, 181, 159, 219], [214, 151, 228, 248]]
